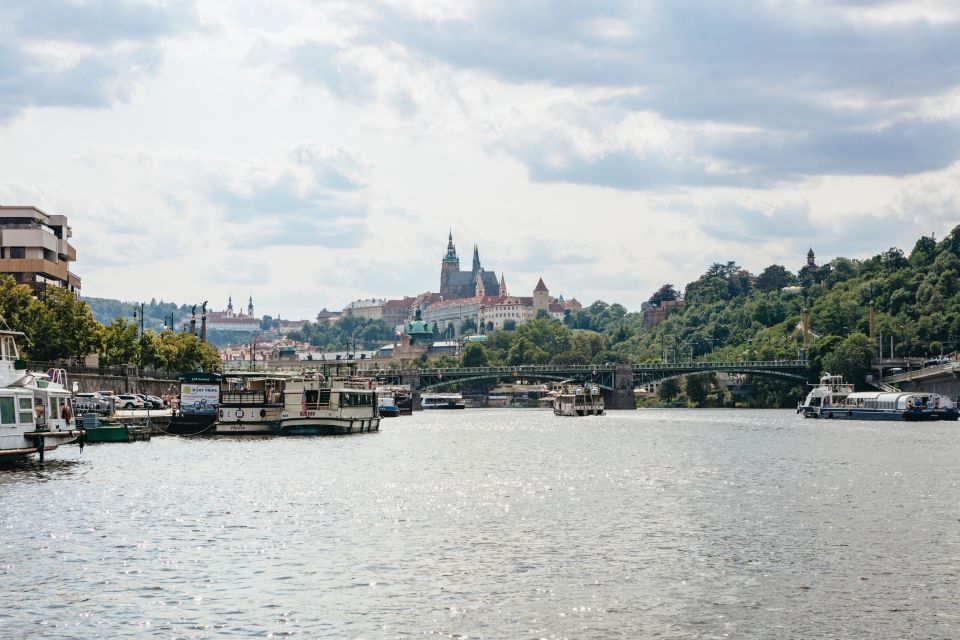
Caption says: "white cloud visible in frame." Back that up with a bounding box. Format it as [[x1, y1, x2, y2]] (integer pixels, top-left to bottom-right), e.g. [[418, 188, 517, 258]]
[[1, 0, 959, 318]]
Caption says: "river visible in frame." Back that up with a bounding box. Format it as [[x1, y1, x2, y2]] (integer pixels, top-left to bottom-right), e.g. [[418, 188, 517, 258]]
[[1, 409, 958, 638]]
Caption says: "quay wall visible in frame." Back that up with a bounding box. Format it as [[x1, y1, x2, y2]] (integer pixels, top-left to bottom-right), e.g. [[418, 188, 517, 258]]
[[28, 362, 179, 396]]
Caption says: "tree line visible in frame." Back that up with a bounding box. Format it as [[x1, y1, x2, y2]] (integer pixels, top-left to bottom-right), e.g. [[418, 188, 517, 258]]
[[1, 276, 220, 372]]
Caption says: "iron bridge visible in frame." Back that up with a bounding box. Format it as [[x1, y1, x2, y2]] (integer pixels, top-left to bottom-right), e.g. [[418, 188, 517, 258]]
[[372, 360, 808, 391]]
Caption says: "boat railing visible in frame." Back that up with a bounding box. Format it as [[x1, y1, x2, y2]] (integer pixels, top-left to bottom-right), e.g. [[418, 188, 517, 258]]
[[221, 390, 267, 404]]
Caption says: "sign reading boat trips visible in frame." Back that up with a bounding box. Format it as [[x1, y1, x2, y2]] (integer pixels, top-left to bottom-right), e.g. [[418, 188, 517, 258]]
[[181, 384, 219, 414]]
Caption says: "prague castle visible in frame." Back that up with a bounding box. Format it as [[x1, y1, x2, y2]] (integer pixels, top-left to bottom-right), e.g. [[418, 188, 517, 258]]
[[440, 231, 500, 299]]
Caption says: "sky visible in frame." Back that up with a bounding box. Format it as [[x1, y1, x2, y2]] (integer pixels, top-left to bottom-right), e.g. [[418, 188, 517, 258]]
[[2, 0, 959, 320]]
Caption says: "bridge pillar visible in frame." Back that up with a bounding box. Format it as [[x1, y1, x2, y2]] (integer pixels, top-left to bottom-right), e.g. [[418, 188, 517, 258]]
[[401, 371, 422, 411], [604, 365, 636, 410]]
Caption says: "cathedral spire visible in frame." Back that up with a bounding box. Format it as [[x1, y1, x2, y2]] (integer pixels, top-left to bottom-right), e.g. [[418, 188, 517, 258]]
[[472, 244, 481, 273], [443, 230, 459, 263], [499, 272, 508, 297]]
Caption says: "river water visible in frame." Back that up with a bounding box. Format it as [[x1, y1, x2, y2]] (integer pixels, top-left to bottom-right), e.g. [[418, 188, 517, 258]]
[[1, 409, 958, 639]]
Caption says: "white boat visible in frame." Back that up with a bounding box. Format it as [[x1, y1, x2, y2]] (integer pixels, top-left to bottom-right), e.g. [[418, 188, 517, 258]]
[[552, 385, 605, 416], [1, 330, 84, 461], [421, 392, 466, 409], [215, 373, 288, 434], [277, 374, 380, 434], [798, 373, 960, 421]]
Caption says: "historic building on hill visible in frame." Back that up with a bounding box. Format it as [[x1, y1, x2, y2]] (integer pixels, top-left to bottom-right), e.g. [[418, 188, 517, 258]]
[[186, 296, 260, 332], [440, 231, 500, 299]]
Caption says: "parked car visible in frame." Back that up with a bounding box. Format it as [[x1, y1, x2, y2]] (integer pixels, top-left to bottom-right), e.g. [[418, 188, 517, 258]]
[[923, 357, 950, 368], [142, 395, 165, 409], [116, 394, 145, 409], [73, 392, 111, 415]]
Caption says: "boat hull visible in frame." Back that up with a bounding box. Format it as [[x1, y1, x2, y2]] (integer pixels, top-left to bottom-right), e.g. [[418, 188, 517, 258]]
[[800, 406, 960, 421], [165, 413, 217, 435], [278, 416, 380, 435]]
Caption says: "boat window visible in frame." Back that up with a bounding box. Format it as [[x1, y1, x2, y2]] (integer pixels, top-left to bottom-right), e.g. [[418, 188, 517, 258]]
[[0, 397, 15, 424], [19, 396, 33, 424]]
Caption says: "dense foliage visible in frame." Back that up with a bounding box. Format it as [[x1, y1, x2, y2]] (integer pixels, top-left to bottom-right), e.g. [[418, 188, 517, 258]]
[[0, 276, 220, 373]]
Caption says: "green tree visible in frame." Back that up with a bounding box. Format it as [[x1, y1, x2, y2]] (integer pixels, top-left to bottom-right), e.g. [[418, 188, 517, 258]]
[[101, 317, 140, 365], [461, 343, 489, 367], [684, 374, 711, 406], [756, 264, 795, 292], [821, 333, 874, 389], [29, 286, 102, 361], [657, 378, 680, 401], [648, 283, 679, 305]]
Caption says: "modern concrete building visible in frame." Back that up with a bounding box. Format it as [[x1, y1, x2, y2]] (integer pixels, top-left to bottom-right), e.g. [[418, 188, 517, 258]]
[[0, 205, 80, 296]]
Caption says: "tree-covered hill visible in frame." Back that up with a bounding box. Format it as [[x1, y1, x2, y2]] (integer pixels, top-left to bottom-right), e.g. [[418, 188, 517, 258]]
[[455, 225, 960, 407]]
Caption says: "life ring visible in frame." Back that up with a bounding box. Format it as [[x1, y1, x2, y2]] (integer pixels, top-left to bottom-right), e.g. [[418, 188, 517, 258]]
[[236, 409, 244, 418], [827, 411, 834, 419]]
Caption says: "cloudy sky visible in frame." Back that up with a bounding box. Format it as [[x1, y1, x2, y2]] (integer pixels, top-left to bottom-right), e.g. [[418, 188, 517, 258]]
[[2, 1, 959, 319]]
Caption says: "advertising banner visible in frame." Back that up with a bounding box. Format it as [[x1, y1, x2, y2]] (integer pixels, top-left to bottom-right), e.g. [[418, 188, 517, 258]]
[[180, 383, 219, 414]]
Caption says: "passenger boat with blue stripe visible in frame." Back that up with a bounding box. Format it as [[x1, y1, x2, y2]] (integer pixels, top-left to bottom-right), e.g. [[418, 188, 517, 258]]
[[798, 374, 959, 421]]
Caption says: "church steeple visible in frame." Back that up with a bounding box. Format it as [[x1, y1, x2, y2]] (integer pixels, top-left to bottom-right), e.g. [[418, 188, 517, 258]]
[[247, 295, 254, 317], [472, 244, 481, 273], [499, 272, 508, 297], [227, 295, 234, 317], [443, 230, 459, 264]]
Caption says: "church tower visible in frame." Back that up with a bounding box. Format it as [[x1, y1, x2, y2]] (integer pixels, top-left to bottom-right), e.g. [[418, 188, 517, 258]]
[[499, 272, 508, 297], [440, 230, 460, 297], [807, 248, 817, 267], [533, 277, 550, 316], [247, 295, 254, 317], [472, 244, 481, 274], [227, 295, 234, 317], [474, 271, 486, 298]]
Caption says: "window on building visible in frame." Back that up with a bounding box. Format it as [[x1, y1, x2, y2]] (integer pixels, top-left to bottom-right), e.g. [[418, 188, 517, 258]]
[[9, 247, 26, 259]]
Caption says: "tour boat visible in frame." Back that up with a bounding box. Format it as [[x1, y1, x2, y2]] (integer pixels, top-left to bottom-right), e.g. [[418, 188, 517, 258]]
[[798, 373, 960, 421], [552, 384, 605, 416], [215, 374, 287, 434], [0, 330, 84, 461], [421, 392, 466, 409], [277, 374, 380, 435]]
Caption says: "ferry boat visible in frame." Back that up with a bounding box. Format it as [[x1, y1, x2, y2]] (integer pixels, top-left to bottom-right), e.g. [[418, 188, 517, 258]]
[[216, 373, 287, 434], [798, 373, 960, 421], [552, 385, 605, 416], [0, 330, 84, 461], [277, 374, 380, 435], [421, 392, 466, 409]]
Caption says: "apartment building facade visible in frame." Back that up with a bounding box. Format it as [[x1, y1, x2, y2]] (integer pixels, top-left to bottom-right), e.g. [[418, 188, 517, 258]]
[[0, 205, 80, 296]]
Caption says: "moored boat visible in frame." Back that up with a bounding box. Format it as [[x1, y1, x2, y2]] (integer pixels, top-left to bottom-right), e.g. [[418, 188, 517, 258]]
[[421, 392, 466, 409], [166, 371, 221, 435], [552, 384, 605, 416], [798, 373, 959, 421], [215, 373, 287, 434], [277, 373, 380, 435], [0, 331, 84, 461], [377, 394, 400, 418]]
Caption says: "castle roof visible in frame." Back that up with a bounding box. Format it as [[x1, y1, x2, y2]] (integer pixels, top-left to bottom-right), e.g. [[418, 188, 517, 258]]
[[534, 277, 548, 292]]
